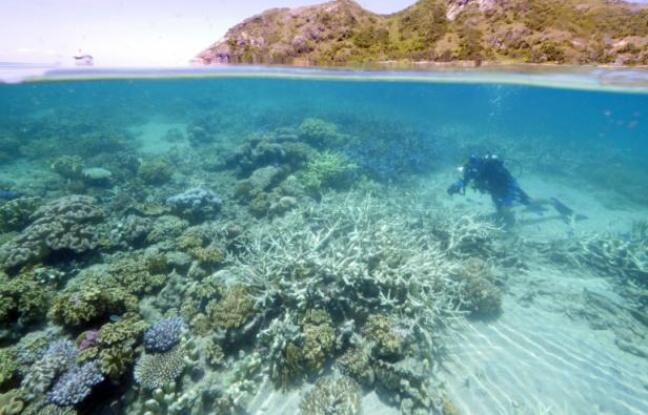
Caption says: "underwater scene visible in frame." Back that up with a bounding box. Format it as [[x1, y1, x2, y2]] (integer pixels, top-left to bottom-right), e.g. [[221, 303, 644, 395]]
[[0, 70, 646, 415]]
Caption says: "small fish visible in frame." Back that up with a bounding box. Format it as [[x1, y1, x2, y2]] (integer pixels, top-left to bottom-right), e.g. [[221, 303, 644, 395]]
[[0, 189, 20, 200]]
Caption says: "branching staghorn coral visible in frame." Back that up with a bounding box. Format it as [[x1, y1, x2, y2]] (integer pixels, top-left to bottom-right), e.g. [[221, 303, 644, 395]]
[[538, 223, 647, 285], [232, 191, 483, 371]]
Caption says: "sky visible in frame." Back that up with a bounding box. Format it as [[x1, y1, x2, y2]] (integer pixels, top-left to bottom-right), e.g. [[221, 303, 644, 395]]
[[0, 0, 417, 66]]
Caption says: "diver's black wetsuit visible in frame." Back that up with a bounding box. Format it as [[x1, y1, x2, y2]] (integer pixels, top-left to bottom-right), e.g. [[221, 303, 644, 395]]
[[447, 154, 531, 211]]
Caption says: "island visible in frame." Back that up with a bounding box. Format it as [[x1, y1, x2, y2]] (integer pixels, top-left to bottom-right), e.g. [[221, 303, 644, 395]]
[[195, 0, 648, 67]]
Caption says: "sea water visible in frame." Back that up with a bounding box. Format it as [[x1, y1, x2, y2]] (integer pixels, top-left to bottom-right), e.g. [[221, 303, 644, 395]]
[[0, 67, 646, 415]]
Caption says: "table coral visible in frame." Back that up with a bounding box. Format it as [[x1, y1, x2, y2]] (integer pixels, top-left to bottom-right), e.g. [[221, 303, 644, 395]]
[[134, 346, 186, 390]]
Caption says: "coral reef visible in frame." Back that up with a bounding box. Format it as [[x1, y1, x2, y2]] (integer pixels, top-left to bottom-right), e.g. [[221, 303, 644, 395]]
[[551, 223, 648, 286], [80, 167, 112, 186], [0, 195, 105, 270], [337, 348, 374, 386], [104, 256, 168, 295], [51, 155, 84, 181], [0, 103, 544, 415]]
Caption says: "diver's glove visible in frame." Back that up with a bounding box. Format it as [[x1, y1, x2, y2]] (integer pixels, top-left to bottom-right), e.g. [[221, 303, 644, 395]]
[[447, 180, 464, 196]]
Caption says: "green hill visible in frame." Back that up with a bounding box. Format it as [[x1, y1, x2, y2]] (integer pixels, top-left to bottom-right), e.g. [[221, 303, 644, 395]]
[[195, 0, 648, 66]]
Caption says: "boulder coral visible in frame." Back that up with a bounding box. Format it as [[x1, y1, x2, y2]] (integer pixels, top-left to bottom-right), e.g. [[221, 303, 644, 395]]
[[166, 187, 222, 223]]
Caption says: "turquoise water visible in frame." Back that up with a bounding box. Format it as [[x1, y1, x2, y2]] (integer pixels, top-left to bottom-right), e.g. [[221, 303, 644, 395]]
[[0, 69, 646, 415]]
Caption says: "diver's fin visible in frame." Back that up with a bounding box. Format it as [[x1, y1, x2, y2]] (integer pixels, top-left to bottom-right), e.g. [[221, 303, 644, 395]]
[[550, 197, 587, 222], [549, 197, 574, 217]]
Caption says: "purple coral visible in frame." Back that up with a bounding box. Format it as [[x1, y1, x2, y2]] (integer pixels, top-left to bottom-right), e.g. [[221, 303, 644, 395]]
[[79, 330, 99, 351], [47, 360, 104, 407], [144, 316, 184, 353]]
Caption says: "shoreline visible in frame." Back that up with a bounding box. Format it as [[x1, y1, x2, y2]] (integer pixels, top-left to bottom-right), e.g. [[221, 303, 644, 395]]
[[1, 63, 648, 93]]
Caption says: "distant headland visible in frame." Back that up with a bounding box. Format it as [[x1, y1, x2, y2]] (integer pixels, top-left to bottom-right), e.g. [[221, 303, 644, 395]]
[[194, 0, 648, 67]]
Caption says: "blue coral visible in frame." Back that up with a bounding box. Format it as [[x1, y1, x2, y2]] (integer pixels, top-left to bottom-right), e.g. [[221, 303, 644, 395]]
[[47, 360, 104, 407], [21, 339, 78, 400], [143, 316, 184, 353]]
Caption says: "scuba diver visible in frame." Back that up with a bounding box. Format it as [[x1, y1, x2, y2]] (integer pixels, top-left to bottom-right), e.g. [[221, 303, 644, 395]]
[[447, 153, 576, 224]]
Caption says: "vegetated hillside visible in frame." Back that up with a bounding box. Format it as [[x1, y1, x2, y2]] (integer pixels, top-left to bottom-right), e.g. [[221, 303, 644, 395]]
[[195, 0, 648, 66]]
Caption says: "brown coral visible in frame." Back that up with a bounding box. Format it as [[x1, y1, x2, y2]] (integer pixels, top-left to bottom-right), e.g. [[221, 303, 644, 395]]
[[208, 285, 256, 330]]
